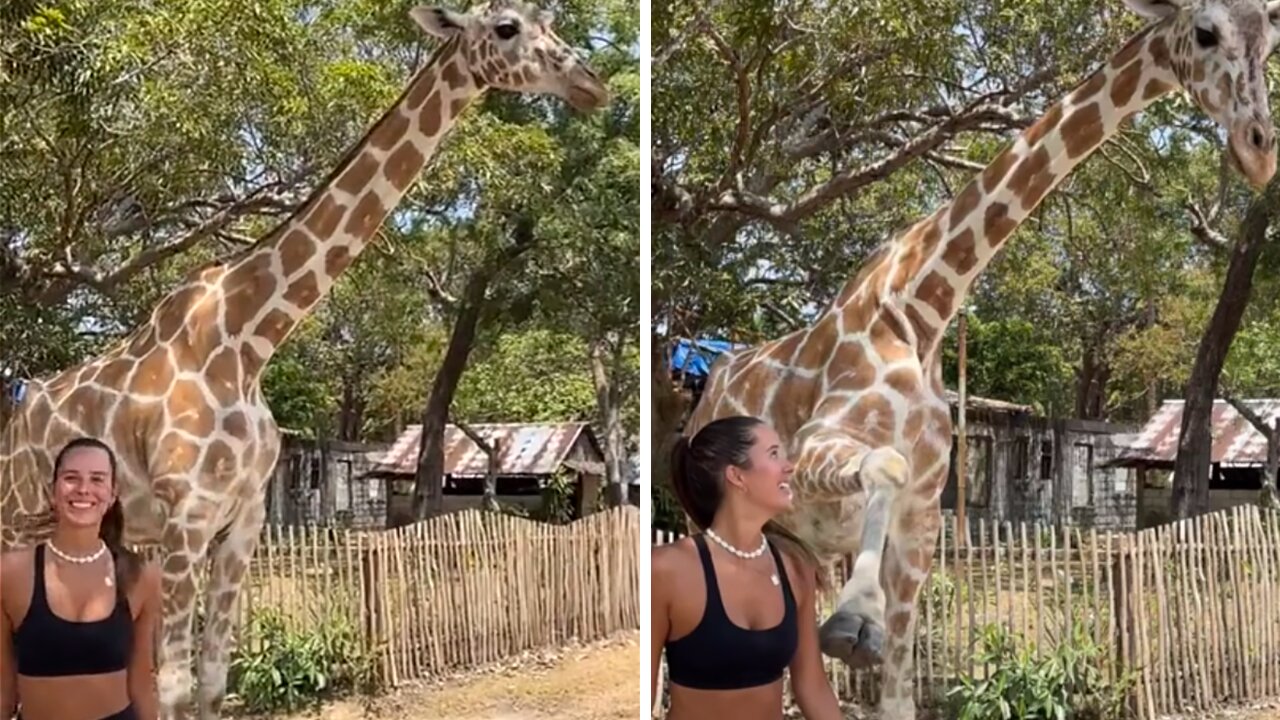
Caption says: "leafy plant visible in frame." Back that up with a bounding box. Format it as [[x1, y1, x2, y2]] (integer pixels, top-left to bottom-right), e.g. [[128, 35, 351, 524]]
[[535, 468, 576, 524], [947, 624, 1134, 720], [228, 609, 375, 713]]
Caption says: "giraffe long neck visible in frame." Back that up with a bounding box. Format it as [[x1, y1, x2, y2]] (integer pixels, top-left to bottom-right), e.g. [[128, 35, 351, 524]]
[[220, 38, 481, 377], [861, 24, 1177, 359]]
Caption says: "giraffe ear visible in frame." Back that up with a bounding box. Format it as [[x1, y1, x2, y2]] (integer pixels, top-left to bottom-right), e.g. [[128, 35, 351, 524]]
[[1121, 0, 1184, 19], [410, 6, 470, 39], [1268, 1, 1280, 31]]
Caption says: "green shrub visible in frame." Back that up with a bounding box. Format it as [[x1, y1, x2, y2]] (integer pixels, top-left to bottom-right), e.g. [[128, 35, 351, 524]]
[[228, 609, 376, 713], [947, 624, 1133, 720]]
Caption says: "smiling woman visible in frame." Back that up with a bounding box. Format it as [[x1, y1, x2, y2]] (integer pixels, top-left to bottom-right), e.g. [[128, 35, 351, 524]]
[[650, 417, 843, 720], [0, 438, 164, 720]]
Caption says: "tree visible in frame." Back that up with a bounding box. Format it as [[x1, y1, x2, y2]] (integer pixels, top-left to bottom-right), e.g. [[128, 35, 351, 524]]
[[1171, 179, 1280, 518], [411, 217, 540, 519]]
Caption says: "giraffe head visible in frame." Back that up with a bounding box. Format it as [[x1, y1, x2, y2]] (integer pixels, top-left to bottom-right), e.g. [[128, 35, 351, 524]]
[[1126, 0, 1280, 187], [410, 1, 610, 112]]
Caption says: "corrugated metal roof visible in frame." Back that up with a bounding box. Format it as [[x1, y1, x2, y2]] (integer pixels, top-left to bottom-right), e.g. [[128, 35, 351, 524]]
[[1114, 399, 1280, 466], [370, 422, 600, 478]]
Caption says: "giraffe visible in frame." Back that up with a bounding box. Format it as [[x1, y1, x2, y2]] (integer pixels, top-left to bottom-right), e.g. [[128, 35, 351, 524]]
[[684, 1, 1279, 717], [0, 3, 607, 718]]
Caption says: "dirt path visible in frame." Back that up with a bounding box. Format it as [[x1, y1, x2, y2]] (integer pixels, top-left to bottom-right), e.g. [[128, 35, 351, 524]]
[[267, 632, 639, 720]]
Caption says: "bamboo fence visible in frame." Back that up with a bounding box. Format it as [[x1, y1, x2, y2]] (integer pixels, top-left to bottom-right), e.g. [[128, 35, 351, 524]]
[[232, 505, 640, 687], [652, 506, 1280, 718]]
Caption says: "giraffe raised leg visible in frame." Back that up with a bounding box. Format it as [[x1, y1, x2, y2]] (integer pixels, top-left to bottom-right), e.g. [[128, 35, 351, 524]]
[[197, 499, 266, 720], [815, 445, 910, 667], [876, 497, 942, 720]]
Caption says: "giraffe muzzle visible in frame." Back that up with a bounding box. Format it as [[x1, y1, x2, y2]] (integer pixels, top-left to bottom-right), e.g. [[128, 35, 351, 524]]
[[565, 71, 609, 112], [1228, 121, 1278, 189]]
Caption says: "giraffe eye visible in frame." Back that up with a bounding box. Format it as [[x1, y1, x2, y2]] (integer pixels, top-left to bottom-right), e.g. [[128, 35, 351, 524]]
[[1196, 26, 1218, 48], [495, 21, 520, 40]]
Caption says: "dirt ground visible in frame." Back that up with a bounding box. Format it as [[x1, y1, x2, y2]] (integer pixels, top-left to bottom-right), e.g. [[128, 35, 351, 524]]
[[264, 632, 639, 720], [824, 700, 1280, 719], [1165, 702, 1280, 720]]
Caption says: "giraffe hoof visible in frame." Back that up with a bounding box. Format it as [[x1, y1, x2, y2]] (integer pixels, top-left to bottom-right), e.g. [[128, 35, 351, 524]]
[[819, 609, 885, 668]]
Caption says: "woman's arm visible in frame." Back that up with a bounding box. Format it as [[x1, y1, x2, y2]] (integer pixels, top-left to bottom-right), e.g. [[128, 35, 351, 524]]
[[128, 562, 163, 720], [1, 553, 19, 720], [649, 547, 672, 718], [787, 559, 843, 720]]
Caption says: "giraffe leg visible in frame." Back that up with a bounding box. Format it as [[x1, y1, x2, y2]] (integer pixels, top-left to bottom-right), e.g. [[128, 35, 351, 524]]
[[877, 497, 942, 720], [197, 501, 266, 720], [156, 498, 217, 720], [817, 445, 910, 667]]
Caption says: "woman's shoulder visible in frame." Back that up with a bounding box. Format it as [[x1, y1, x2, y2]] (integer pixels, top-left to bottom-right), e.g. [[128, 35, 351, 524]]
[[651, 535, 698, 578], [0, 547, 35, 603], [125, 557, 162, 596], [0, 546, 34, 576], [137, 558, 162, 592], [775, 544, 821, 595]]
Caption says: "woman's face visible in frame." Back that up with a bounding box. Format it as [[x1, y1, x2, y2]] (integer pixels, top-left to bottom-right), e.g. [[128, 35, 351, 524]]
[[52, 446, 115, 529], [726, 424, 795, 516]]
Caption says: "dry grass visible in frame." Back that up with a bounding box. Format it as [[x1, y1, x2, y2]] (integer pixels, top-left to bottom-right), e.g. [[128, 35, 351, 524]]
[[246, 632, 639, 720]]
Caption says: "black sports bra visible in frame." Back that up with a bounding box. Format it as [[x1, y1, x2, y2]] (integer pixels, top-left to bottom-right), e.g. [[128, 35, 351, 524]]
[[12, 544, 133, 677], [665, 534, 798, 690]]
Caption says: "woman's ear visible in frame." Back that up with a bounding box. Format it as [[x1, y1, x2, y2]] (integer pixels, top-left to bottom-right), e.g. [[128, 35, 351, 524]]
[[723, 465, 747, 493]]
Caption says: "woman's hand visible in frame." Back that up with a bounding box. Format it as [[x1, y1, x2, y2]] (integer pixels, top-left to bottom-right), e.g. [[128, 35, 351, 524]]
[[786, 558, 844, 720], [128, 562, 163, 720]]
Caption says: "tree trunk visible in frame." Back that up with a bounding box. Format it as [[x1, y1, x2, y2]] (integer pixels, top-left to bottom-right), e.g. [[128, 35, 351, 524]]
[[590, 336, 627, 507], [1266, 419, 1279, 509], [339, 374, 364, 441], [410, 219, 537, 522], [1075, 334, 1110, 420], [1171, 180, 1280, 519], [455, 419, 500, 511], [649, 337, 689, 497]]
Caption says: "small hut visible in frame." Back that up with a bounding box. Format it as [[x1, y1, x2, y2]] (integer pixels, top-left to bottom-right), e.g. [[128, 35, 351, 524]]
[[370, 422, 608, 525], [1106, 399, 1280, 527]]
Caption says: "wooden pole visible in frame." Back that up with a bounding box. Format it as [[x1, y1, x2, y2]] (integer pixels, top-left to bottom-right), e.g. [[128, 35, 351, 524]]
[[957, 308, 969, 546]]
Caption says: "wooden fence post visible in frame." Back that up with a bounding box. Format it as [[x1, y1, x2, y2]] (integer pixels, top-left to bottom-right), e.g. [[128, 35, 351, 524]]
[[360, 539, 383, 684], [1112, 536, 1138, 718]]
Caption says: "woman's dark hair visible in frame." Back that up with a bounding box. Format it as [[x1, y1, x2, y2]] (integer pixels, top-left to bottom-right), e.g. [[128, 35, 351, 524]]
[[52, 437, 142, 591], [670, 416, 823, 584]]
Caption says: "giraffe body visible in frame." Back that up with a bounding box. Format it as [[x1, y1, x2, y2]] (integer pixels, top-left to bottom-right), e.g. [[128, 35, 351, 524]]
[[687, 1, 1280, 717], [0, 3, 607, 718]]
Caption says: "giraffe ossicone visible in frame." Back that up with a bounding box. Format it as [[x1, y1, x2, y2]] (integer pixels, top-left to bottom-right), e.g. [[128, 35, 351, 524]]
[[686, 1, 1280, 718], [0, 3, 607, 719]]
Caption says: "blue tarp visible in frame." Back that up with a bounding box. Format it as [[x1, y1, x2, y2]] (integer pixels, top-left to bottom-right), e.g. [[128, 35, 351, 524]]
[[669, 338, 743, 379]]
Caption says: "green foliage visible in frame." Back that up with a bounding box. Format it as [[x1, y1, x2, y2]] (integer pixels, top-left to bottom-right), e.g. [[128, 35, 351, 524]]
[[947, 624, 1133, 720], [454, 329, 597, 423], [228, 609, 375, 714], [534, 467, 576, 524], [942, 313, 1074, 416]]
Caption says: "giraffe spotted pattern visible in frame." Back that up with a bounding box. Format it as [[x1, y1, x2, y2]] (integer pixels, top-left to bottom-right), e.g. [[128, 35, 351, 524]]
[[686, 2, 1279, 717], [0, 3, 608, 719]]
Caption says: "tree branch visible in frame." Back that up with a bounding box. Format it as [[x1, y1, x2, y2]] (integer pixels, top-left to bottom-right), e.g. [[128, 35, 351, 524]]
[[1222, 391, 1273, 437], [1185, 201, 1230, 251], [711, 102, 1032, 226]]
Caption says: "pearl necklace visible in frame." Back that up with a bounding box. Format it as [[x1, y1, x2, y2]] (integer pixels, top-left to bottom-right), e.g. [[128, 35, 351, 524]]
[[47, 541, 114, 586], [705, 528, 781, 586], [47, 540, 107, 564]]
